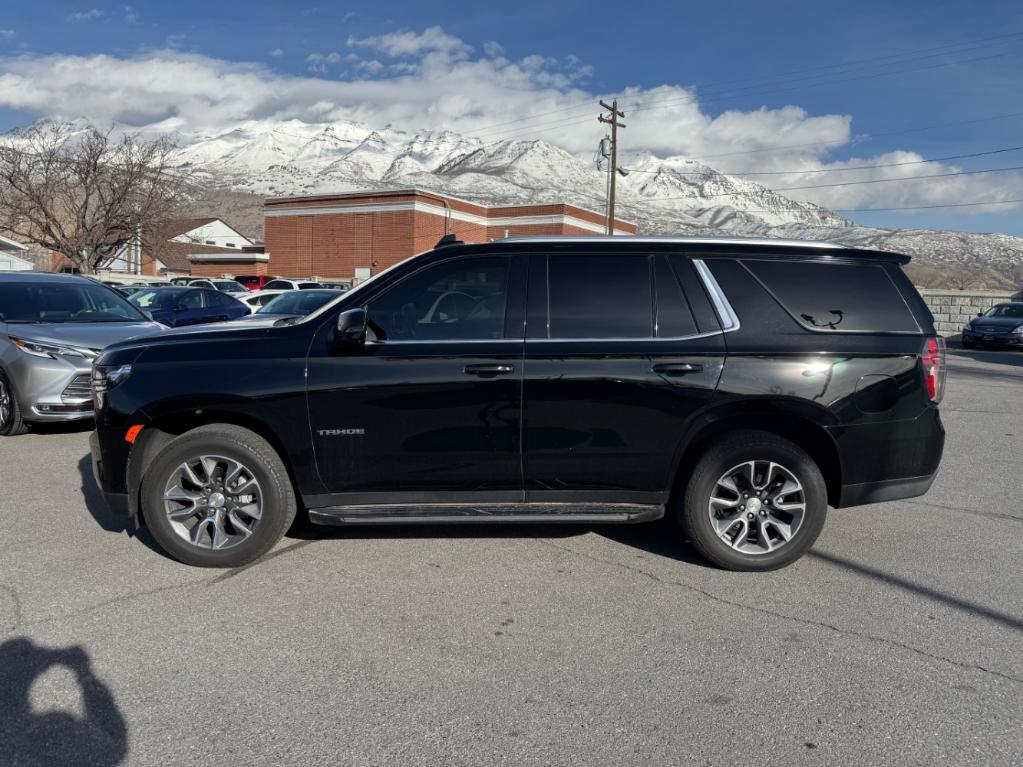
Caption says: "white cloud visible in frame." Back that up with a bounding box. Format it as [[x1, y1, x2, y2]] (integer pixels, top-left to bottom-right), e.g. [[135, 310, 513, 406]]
[[0, 30, 15, 41], [0, 27, 1019, 213], [123, 5, 141, 25], [270, 48, 284, 58], [67, 9, 105, 22], [347, 25, 472, 60]]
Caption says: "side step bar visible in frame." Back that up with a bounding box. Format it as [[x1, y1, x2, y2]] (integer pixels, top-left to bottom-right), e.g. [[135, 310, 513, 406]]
[[308, 502, 664, 526]]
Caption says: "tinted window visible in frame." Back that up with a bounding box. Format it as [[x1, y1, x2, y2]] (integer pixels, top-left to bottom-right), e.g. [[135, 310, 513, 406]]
[[298, 282, 322, 290], [213, 280, 244, 292], [259, 290, 338, 314], [368, 257, 508, 341], [547, 255, 652, 339], [985, 304, 1023, 318], [179, 290, 205, 309], [206, 291, 236, 307], [130, 289, 184, 309], [743, 260, 919, 333], [654, 256, 697, 337], [263, 280, 292, 290], [0, 281, 144, 323]]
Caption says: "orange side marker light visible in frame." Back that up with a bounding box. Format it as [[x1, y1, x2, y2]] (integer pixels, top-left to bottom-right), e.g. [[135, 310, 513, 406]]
[[124, 424, 145, 444]]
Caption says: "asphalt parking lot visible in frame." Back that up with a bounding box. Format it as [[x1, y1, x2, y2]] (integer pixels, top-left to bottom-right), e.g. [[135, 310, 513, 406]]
[[0, 347, 1020, 767]]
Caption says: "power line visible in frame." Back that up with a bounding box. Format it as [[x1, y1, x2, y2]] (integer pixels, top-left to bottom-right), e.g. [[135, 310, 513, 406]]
[[473, 38, 1023, 142], [620, 144, 1023, 177], [632, 164, 1023, 202], [464, 30, 1023, 138]]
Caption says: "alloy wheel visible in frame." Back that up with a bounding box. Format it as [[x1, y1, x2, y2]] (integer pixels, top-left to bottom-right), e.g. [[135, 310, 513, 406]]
[[0, 378, 10, 429], [707, 460, 806, 555], [162, 455, 263, 550]]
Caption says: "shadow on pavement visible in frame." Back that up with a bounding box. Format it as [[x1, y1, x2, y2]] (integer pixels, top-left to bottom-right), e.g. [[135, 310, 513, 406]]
[[809, 550, 1023, 633], [26, 420, 95, 436], [76, 454, 169, 560], [0, 637, 127, 767], [948, 347, 1023, 369]]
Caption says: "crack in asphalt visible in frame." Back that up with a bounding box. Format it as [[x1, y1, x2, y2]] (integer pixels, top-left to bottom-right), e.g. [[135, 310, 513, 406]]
[[902, 498, 1023, 523], [540, 539, 1023, 686], [0, 583, 24, 633], [5, 538, 322, 634]]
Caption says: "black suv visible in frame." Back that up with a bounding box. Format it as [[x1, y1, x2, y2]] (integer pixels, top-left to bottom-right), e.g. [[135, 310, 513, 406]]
[[90, 237, 945, 571]]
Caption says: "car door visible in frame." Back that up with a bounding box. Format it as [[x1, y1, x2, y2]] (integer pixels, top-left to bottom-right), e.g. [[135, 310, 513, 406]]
[[305, 253, 528, 503], [522, 251, 727, 505], [170, 289, 207, 326]]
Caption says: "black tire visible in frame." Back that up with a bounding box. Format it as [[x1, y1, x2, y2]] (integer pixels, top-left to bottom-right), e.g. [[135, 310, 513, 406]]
[[140, 424, 297, 567], [0, 370, 28, 436], [675, 430, 827, 571]]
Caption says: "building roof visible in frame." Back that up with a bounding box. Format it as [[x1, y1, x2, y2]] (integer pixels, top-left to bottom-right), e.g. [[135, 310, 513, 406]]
[[0, 233, 29, 251], [151, 241, 248, 273]]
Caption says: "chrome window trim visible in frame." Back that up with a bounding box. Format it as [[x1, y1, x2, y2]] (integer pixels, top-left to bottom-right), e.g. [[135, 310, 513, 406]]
[[692, 259, 740, 333]]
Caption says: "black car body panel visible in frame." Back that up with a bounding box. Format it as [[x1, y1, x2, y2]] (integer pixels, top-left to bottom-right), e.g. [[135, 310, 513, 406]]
[[91, 237, 944, 523]]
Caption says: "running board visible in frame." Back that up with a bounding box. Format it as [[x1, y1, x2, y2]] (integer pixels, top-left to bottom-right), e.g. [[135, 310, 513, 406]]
[[308, 502, 664, 526]]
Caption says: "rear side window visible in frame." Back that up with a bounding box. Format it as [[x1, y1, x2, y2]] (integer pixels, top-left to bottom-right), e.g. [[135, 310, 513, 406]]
[[548, 255, 652, 338], [743, 260, 920, 333]]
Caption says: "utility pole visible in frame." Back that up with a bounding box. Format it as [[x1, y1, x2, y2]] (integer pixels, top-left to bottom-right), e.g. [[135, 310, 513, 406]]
[[598, 99, 625, 235]]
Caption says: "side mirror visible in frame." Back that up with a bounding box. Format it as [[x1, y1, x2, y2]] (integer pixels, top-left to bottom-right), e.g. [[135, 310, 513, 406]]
[[977, 312, 983, 317], [336, 308, 367, 346], [173, 305, 185, 313]]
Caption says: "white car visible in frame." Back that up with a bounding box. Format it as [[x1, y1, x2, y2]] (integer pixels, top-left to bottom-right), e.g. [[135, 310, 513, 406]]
[[186, 278, 249, 299], [240, 289, 289, 314], [261, 278, 323, 291]]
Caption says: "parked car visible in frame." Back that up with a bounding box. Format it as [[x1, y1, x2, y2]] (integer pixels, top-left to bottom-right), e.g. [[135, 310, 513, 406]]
[[128, 287, 248, 327], [186, 279, 249, 298], [0, 272, 162, 435], [235, 289, 342, 320], [261, 278, 323, 291], [235, 275, 280, 292], [91, 236, 945, 570], [317, 281, 350, 291], [961, 302, 1023, 349], [239, 289, 288, 313]]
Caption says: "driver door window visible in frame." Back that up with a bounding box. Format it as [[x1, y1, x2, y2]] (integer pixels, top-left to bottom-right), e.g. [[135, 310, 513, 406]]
[[367, 257, 509, 341], [179, 290, 205, 309]]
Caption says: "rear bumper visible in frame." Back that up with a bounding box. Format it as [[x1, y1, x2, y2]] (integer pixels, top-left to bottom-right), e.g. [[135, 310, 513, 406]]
[[835, 472, 937, 508], [829, 406, 945, 509]]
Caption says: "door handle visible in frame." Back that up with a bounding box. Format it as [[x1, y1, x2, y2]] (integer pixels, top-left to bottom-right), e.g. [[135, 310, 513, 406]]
[[652, 362, 703, 376], [464, 363, 514, 376]]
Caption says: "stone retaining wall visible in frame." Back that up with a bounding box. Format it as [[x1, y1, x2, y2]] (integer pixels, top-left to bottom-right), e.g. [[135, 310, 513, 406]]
[[918, 289, 1015, 337]]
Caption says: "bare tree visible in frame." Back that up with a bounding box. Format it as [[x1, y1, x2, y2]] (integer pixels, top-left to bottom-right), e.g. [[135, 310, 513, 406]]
[[945, 269, 979, 291], [0, 123, 194, 274]]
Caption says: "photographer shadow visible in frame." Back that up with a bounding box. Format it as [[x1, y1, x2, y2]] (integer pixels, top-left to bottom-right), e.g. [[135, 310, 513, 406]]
[[0, 637, 128, 767]]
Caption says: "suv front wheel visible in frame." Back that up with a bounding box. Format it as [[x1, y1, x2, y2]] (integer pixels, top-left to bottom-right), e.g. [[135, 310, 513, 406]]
[[677, 430, 827, 571], [140, 424, 297, 567]]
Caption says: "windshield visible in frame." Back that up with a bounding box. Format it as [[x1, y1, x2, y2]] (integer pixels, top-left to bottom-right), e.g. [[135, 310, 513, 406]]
[[0, 281, 147, 323], [214, 281, 244, 291], [130, 289, 186, 309], [258, 290, 338, 315], [984, 304, 1023, 318]]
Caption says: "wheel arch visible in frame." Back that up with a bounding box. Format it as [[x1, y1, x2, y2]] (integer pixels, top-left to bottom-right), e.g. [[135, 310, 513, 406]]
[[671, 403, 843, 507], [126, 408, 303, 519]]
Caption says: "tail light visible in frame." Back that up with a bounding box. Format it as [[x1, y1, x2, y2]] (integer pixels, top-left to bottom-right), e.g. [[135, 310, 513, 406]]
[[921, 336, 946, 404]]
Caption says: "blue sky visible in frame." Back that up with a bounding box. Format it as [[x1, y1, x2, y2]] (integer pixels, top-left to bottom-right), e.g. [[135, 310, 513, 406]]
[[1, 0, 1022, 234]]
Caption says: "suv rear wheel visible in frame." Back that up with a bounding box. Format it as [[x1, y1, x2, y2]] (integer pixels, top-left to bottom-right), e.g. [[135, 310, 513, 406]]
[[140, 424, 297, 567], [677, 430, 827, 571]]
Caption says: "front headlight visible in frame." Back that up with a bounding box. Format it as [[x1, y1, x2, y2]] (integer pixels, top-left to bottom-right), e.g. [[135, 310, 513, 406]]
[[1013, 325, 1023, 336], [10, 337, 94, 360], [91, 363, 133, 394]]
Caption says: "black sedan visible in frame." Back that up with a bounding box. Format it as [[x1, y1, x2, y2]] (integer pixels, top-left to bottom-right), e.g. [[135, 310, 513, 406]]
[[128, 287, 249, 327], [962, 303, 1023, 348]]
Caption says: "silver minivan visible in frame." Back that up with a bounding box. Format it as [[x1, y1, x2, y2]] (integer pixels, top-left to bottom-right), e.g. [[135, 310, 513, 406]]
[[0, 272, 162, 435]]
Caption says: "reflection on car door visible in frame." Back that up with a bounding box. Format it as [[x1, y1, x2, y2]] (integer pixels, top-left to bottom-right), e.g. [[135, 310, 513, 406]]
[[304, 254, 528, 505], [522, 252, 726, 505]]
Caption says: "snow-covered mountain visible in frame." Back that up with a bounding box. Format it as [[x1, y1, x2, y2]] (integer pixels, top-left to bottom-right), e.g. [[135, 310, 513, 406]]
[[7, 118, 1023, 275]]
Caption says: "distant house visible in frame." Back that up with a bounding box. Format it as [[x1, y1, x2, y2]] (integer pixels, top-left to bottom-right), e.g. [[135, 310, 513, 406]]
[[52, 218, 261, 278], [0, 234, 35, 271]]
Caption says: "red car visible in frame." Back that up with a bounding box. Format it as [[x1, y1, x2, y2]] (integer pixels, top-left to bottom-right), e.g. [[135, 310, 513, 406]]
[[234, 275, 279, 291]]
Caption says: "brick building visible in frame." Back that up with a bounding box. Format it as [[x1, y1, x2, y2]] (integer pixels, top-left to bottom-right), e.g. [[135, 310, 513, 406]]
[[262, 189, 637, 280]]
